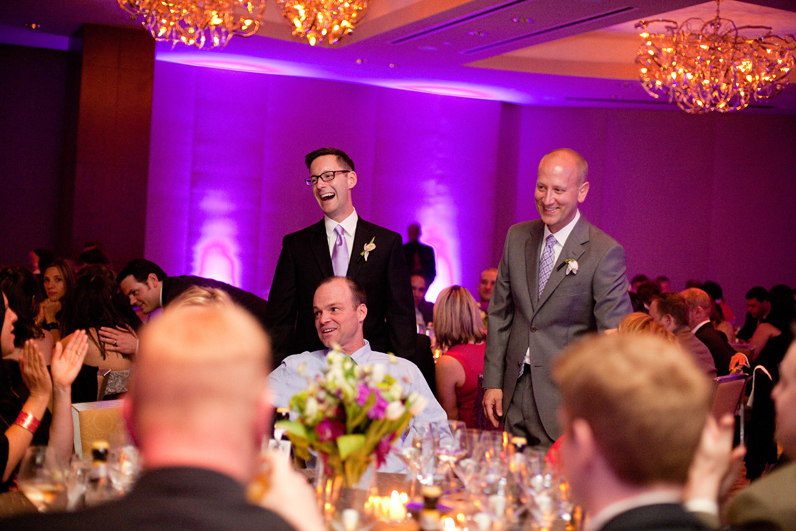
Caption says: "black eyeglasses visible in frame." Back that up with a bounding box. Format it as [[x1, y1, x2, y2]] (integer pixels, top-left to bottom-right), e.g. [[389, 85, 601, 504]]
[[305, 170, 351, 186]]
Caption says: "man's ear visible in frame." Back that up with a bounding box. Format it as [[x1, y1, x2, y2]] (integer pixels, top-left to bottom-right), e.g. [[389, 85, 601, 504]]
[[347, 171, 357, 190], [577, 181, 590, 203], [357, 303, 368, 323], [146, 273, 160, 288], [569, 417, 596, 465]]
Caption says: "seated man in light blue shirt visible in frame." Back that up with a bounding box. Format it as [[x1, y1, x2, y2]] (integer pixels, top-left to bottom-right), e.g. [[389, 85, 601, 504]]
[[268, 276, 447, 473]]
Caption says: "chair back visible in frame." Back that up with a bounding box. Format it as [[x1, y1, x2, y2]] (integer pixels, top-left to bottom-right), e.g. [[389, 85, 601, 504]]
[[711, 373, 748, 420], [72, 399, 126, 458]]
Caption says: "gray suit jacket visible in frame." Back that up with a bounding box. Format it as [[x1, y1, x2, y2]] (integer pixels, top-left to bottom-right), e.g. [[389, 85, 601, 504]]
[[483, 214, 632, 440]]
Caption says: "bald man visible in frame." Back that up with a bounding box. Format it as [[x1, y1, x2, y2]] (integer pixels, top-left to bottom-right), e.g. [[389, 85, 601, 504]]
[[483, 148, 632, 450], [5, 301, 323, 531]]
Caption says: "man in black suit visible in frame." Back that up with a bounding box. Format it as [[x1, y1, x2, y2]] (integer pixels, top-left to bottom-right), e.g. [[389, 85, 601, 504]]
[[114, 259, 268, 330], [682, 288, 737, 376], [737, 286, 770, 341], [265, 147, 415, 366], [554, 334, 712, 531], [403, 223, 436, 287], [3, 299, 322, 531]]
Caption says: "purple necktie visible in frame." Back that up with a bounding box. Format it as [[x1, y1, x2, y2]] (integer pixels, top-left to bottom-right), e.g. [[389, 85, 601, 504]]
[[332, 224, 349, 276], [538, 234, 557, 298]]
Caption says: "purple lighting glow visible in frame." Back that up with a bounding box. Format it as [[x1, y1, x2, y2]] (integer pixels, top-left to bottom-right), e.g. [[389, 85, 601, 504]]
[[374, 80, 520, 102], [192, 190, 242, 286], [158, 52, 309, 76]]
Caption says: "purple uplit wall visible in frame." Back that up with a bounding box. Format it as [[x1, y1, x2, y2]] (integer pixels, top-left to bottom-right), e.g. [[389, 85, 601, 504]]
[[146, 61, 796, 316]]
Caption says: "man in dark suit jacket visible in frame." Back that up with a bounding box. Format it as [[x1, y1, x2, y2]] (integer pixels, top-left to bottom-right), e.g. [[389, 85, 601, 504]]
[[483, 148, 632, 449], [265, 148, 415, 366], [682, 288, 737, 376], [556, 334, 712, 531], [2, 300, 322, 531], [403, 223, 436, 287], [411, 272, 434, 330], [115, 259, 268, 326]]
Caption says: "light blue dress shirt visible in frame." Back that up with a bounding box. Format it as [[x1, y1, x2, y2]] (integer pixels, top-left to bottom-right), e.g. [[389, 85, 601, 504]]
[[268, 341, 448, 473]]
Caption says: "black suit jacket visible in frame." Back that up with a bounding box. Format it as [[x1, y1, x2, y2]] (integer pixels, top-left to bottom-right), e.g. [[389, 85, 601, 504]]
[[600, 503, 710, 531], [403, 241, 436, 285], [695, 322, 736, 376], [418, 300, 435, 325], [2, 467, 295, 531], [265, 218, 416, 365], [161, 275, 268, 331]]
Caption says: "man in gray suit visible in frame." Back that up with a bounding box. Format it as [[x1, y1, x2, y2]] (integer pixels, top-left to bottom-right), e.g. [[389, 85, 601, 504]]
[[482, 148, 632, 450]]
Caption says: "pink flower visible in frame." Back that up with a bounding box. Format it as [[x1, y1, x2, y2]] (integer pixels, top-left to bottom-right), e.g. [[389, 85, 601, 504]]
[[368, 392, 388, 420], [375, 436, 393, 467], [316, 418, 345, 443], [356, 385, 371, 406]]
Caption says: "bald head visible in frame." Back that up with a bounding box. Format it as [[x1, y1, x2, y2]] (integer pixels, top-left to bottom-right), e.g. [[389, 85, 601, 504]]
[[128, 303, 271, 479], [681, 288, 714, 329], [538, 148, 588, 186]]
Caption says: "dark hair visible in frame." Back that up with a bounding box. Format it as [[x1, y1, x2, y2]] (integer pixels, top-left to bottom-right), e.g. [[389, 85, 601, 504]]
[[0, 266, 44, 347], [745, 286, 768, 303], [318, 276, 367, 308], [637, 281, 661, 306], [768, 284, 795, 333], [117, 259, 167, 284], [78, 247, 112, 269], [62, 271, 134, 360], [701, 281, 724, 301], [42, 258, 77, 300], [655, 275, 669, 283], [631, 274, 649, 286], [685, 279, 703, 289], [304, 148, 355, 172], [653, 292, 689, 327], [33, 248, 56, 271]]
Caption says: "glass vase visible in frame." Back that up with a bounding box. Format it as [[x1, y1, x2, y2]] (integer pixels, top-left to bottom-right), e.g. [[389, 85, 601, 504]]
[[315, 455, 378, 531]]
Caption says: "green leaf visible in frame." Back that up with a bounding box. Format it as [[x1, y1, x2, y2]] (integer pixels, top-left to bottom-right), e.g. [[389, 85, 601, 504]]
[[337, 434, 366, 459]]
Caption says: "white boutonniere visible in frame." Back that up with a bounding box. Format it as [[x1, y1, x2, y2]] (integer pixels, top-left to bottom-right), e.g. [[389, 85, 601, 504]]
[[558, 258, 578, 275], [360, 237, 376, 261], [565, 259, 578, 275]]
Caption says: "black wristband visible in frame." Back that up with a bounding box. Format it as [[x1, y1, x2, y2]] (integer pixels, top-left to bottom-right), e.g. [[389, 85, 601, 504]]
[[41, 322, 59, 331]]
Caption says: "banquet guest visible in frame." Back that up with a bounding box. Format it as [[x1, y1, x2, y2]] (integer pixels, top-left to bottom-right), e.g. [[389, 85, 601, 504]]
[[37, 258, 76, 343], [268, 277, 446, 472], [630, 274, 649, 293], [701, 281, 735, 326], [2, 301, 322, 531], [0, 291, 88, 491], [113, 258, 268, 353], [483, 148, 632, 451], [264, 147, 415, 365], [650, 293, 717, 378], [0, 267, 54, 364], [411, 272, 434, 332], [403, 223, 436, 287], [656, 275, 670, 293], [685, 337, 796, 531], [60, 271, 135, 403], [636, 281, 661, 312], [616, 312, 675, 342], [555, 334, 712, 531], [681, 288, 736, 376], [743, 284, 795, 479], [433, 286, 491, 429], [477, 268, 497, 313], [737, 286, 770, 342]]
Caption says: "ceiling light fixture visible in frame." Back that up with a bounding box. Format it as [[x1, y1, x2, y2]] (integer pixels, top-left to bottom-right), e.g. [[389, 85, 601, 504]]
[[635, 0, 795, 113], [277, 0, 370, 46], [118, 0, 266, 50]]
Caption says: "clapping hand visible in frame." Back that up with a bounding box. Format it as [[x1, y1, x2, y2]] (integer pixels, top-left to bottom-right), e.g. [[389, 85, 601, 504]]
[[40, 299, 61, 324], [20, 340, 53, 402], [51, 329, 89, 391]]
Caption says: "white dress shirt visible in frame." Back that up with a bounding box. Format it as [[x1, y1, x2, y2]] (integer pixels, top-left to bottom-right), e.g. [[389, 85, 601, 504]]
[[324, 209, 358, 263]]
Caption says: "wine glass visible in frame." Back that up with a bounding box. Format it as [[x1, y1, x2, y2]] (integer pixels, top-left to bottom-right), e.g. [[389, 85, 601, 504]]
[[432, 420, 468, 491], [394, 426, 434, 498], [17, 446, 68, 512]]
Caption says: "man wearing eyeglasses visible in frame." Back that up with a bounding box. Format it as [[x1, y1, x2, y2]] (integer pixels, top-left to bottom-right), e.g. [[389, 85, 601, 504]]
[[264, 147, 416, 367]]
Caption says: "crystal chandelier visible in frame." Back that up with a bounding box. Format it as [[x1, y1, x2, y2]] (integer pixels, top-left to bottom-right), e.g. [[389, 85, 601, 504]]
[[118, 0, 267, 50], [277, 0, 371, 46], [635, 0, 795, 113]]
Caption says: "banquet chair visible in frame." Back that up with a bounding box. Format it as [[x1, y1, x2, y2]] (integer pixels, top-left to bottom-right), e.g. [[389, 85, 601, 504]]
[[71, 399, 126, 458], [711, 373, 749, 444]]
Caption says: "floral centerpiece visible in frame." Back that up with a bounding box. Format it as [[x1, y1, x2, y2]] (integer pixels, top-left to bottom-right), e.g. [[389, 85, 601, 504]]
[[277, 346, 428, 488]]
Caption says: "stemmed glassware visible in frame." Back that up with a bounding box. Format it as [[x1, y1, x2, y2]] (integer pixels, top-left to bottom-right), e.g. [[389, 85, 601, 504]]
[[431, 420, 468, 492], [395, 425, 435, 498], [17, 446, 68, 512]]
